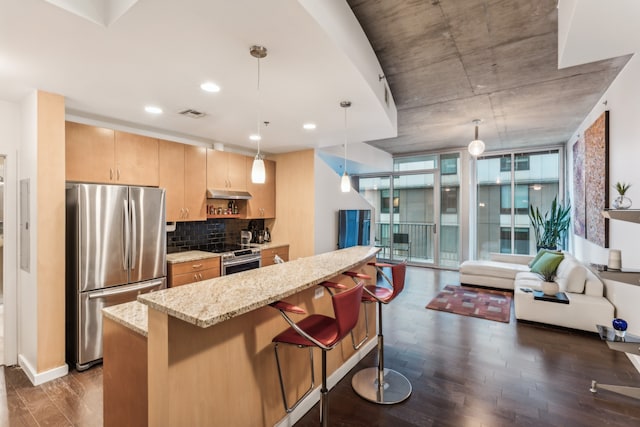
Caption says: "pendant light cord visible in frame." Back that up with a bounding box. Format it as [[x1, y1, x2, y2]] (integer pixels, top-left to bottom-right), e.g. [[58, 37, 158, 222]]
[[343, 106, 348, 173], [256, 56, 262, 156]]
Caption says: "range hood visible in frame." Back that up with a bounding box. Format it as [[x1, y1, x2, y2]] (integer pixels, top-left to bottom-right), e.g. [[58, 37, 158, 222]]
[[207, 189, 252, 200]]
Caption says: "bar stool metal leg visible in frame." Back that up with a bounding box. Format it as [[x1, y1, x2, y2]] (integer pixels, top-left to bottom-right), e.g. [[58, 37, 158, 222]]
[[351, 300, 412, 404]]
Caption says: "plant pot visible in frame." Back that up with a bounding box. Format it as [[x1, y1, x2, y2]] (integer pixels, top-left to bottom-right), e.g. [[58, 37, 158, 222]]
[[541, 281, 559, 296], [612, 195, 632, 209]]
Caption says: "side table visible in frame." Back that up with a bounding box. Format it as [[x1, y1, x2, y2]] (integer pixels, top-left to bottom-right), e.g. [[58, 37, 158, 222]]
[[590, 324, 640, 399]]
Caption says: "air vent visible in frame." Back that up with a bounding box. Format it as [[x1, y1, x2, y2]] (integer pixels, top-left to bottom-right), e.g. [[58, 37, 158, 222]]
[[178, 109, 206, 119]]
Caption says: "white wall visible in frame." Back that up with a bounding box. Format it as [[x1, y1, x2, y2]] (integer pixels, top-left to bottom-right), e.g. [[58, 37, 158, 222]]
[[0, 99, 20, 365], [314, 153, 373, 255], [567, 54, 640, 268], [566, 55, 640, 368], [18, 92, 38, 371]]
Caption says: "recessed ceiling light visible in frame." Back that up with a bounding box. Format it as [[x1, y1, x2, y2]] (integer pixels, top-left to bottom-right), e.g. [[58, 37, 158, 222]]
[[249, 134, 261, 141], [303, 123, 316, 130], [145, 105, 163, 114], [200, 82, 221, 93]]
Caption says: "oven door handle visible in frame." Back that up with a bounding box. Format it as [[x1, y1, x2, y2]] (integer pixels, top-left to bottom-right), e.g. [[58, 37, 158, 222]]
[[223, 256, 261, 268]]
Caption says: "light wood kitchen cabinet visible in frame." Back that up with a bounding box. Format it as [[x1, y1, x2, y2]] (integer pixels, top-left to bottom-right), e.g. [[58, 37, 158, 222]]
[[66, 121, 116, 183], [245, 157, 276, 218], [260, 244, 289, 267], [66, 122, 159, 186], [159, 140, 206, 221], [168, 257, 220, 287], [207, 149, 247, 191]]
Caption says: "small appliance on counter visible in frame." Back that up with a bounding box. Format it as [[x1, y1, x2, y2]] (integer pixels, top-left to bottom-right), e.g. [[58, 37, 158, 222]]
[[241, 230, 252, 245]]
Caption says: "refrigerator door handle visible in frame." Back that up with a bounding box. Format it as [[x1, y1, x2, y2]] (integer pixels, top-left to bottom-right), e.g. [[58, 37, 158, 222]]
[[123, 199, 130, 271], [131, 199, 137, 270], [87, 280, 164, 299]]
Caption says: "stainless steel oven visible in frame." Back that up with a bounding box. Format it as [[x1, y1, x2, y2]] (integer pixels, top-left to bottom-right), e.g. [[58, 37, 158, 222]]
[[221, 247, 261, 275]]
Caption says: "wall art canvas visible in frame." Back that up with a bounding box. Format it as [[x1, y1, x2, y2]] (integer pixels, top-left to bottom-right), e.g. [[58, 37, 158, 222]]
[[572, 136, 586, 238], [584, 111, 609, 248]]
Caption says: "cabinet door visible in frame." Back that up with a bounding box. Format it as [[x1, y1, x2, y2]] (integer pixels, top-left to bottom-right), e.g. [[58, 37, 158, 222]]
[[226, 152, 247, 191], [246, 158, 276, 218], [115, 131, 159, 186], [66, 122, 115, 183], [158, 140, 185, 222], [207, 149, 228, 189], [184, 145, 207, 220]]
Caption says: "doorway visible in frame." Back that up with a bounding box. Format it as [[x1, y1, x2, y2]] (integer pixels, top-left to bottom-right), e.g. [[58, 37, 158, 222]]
[[0, 156, 5, 364]]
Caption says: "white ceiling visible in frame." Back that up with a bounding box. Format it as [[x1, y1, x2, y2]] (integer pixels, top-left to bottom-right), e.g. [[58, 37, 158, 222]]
[[0, 0, 396, 156]]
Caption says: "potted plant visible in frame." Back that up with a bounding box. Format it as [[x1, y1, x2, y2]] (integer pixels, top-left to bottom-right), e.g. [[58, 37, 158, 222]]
[[538, 268, 560, 296], [528, 196, 571, 250], [613, 182, 632, 209]]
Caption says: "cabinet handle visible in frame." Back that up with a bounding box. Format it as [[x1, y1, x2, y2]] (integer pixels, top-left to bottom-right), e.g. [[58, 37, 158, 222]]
[[185, 208, 189, 217], [192, 264, 203, 269], [110, 168, 113, 180], [194, 274, 198, 281], [117, 168, 121, 180], [199, 273, 203, 280]]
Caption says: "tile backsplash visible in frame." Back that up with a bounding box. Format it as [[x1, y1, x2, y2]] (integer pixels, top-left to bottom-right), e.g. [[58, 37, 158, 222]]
[[166, 218, 264, 253]]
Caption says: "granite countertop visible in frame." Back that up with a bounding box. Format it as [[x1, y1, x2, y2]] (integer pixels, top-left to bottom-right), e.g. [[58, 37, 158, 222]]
[[138, 246, 379, 329], [166, 250, 221, 264], [253, 241, 288, 250], [103, 301, 149, 337]]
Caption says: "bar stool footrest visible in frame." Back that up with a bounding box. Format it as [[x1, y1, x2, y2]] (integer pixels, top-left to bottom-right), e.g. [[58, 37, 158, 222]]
[[351, 367, 412, 405]]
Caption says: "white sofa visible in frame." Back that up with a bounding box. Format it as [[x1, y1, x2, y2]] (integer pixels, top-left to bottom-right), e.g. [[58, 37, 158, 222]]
[[459, 252, 615, 333]]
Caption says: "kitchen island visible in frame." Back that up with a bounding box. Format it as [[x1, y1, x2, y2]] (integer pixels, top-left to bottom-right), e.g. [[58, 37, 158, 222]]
[[104, 246, 379, 427]]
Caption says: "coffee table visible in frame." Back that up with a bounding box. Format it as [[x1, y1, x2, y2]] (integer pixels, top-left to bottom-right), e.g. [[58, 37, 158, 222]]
[[590, 325, 640, 399]]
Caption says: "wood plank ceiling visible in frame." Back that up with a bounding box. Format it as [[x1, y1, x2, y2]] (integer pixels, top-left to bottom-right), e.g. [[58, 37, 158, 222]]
[[347, 0, 629, 155]]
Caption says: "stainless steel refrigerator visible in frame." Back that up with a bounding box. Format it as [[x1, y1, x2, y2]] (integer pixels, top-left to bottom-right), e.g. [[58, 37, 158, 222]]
[[66, 183, 167, 370]]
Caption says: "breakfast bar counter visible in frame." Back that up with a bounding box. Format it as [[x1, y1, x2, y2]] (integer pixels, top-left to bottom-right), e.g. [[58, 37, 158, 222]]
[[104, 246, 379, 427]]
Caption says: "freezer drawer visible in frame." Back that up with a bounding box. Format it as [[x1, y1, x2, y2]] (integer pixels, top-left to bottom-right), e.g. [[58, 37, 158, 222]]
[[75, 278, 166, 370]]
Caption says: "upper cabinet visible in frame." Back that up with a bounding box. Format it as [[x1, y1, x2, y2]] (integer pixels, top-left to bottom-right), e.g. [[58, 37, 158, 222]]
[[207, 150, 246, 191], [66, 122, 159, 186], [159, 140, 207, 222], [245, 157, 276, 218]]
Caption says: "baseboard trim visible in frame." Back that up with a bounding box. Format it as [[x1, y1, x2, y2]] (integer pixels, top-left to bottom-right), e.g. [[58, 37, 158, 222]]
[[18, 354, 69, 386], [274, 338, 377, 427]]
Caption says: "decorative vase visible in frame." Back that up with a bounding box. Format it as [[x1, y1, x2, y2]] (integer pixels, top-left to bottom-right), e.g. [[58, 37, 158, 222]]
[[612, 318, 628, 338], [542, 281, 559, 296], [612, 195, 632, 209]]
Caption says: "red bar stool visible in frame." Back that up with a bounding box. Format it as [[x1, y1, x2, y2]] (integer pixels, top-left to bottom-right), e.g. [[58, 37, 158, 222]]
[[342, 270, 372, 349], [270, 281, 364, 427], [351, 261, 412, 404]]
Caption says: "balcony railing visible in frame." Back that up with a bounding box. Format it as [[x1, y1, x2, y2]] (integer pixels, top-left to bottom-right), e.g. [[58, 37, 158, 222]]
[[374, 222, 459, 266]]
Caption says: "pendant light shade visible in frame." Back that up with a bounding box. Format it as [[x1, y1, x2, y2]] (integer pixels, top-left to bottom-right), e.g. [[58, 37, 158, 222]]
[[341, 171, 351, 192], [340, 101, 351, 193], [250, 45, 267, 184], [251, 155, 266, 184], [468, 119, 485, 157]]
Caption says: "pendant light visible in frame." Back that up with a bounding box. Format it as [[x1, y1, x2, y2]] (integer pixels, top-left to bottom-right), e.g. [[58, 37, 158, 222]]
[[468, 119, 485, 157], [340, 101, 352, 192], [250, 45, 267, 184]]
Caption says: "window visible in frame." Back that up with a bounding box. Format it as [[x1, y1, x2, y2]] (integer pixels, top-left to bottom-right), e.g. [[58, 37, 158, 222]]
[[441, 187, 458, 214], [500, 155, 530, 172], [500, 227, 529, 254], [381, 190, 399, 214], [500, 185, 528, 215], [440, 155, 457, 175]]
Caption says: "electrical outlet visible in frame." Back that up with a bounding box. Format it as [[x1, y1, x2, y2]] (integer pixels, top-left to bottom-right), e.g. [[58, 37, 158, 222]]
[[314, 287, 324, 299]]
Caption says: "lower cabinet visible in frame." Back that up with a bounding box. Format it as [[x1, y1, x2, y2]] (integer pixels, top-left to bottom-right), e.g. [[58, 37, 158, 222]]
[[168, 257, 220, 287], [260, 245, 289, 267]]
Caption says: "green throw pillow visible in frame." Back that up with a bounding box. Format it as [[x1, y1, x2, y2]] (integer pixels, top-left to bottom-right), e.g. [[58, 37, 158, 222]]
[[530, 251, 564, 280], [528, 248, 561, 267]]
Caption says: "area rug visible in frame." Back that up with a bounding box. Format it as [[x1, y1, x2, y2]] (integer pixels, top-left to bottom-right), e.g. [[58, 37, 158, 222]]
[[425, 285, 512, 323]]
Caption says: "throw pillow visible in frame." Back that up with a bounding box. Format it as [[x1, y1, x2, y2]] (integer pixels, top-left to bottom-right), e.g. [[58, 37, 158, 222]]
[[528, 248, 561, 268], [555, 260, 587, 293], [530, 251, 565, 280]]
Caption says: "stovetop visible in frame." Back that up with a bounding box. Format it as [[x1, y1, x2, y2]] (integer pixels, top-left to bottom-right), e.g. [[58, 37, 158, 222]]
[[203, 243, 259, 254]]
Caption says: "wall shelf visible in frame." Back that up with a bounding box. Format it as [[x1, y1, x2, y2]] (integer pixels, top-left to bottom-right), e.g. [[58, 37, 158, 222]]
[[601, 209, 640, 224]]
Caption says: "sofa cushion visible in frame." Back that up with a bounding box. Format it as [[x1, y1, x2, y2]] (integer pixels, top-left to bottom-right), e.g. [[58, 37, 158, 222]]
[[584, 269, 605, 297], [555, 260, 587, 294], [459, 260, 529, 280], [528, 248, 562, 268], [530, 252, 564, 279]]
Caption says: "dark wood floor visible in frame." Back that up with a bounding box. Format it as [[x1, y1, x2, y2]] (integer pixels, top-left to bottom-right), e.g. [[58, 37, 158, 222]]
[[1, 267, 639, 426]]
